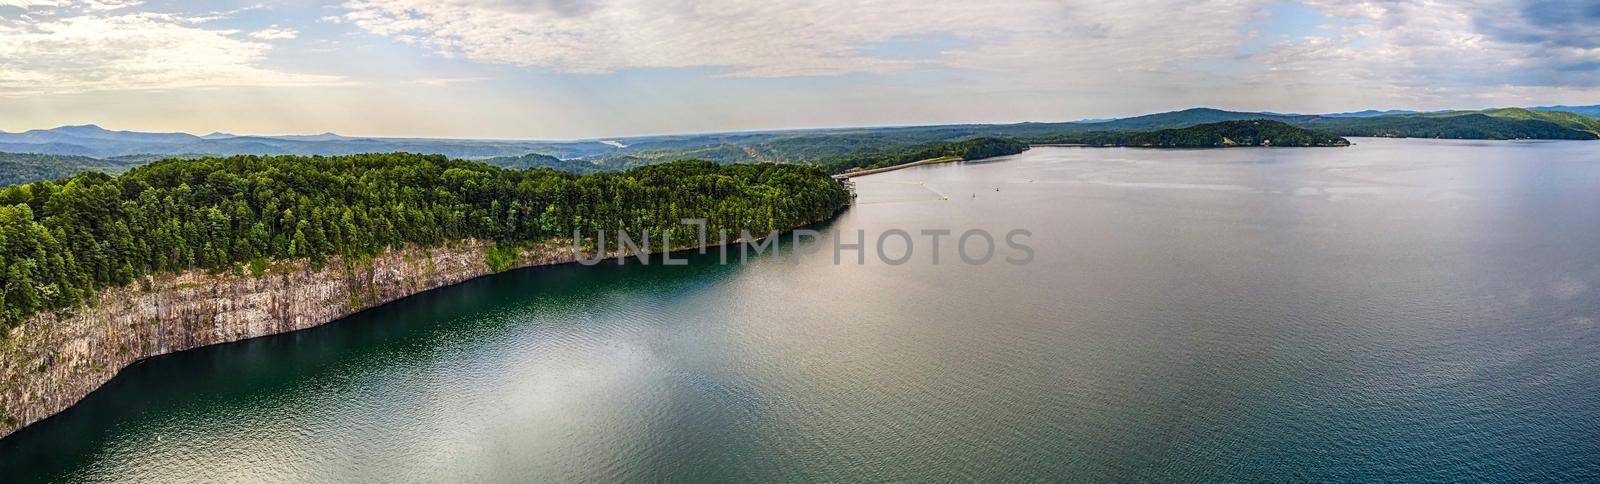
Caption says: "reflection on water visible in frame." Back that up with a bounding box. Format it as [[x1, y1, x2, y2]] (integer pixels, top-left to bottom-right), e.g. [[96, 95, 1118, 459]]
[[3, 138, 1599, 481]]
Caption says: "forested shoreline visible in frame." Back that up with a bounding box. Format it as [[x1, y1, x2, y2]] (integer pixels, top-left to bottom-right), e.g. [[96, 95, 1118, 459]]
[[0, 155, 849, 327], [823, 137, 1030, 174], [1, 121, 1319, 330], [1033, 120, 1350, 147]]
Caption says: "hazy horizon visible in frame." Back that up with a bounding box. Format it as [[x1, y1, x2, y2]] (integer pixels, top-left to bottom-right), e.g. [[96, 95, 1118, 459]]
[[3, 103, 1592, 142]]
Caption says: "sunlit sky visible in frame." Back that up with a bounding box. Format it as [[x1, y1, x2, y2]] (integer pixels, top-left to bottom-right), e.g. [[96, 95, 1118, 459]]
[[1, 0, 1597, 139]]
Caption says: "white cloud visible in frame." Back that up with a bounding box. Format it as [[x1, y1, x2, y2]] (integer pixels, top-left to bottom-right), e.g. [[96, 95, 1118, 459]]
[[249, 25, 299, 40], [79, 0, 141, 11], [340, 0, 1260, 77], [0, 4, 341, 95], [413, 76, 495, 86], [334, 0, 1270, 79], [338, 0, 1183, 78], [5, 0, 1597, 135], [0, 0, 62, 7], [337, 0, 1600, 109]]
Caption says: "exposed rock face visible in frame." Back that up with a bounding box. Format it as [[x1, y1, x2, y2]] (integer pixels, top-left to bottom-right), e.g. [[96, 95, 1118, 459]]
[[0, 239, 579, 438]]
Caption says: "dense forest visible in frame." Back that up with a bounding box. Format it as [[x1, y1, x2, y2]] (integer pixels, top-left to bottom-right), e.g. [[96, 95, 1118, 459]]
[[0, 154, 850, 327], [0, 153, 138, 187], [1033, 120, 1350, 147], [1472, 108, 1600, 134]]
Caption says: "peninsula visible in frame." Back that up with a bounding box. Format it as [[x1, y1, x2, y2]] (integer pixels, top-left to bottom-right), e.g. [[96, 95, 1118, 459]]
[[0, 155, 851, 438]]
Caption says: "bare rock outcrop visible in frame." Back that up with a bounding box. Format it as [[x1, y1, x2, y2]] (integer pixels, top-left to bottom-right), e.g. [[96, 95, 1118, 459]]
[[0, 239, 578, 438]]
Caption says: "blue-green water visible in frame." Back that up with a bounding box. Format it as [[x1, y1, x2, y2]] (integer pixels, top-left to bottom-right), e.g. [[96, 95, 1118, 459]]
[[3, 138, 1600, 481]]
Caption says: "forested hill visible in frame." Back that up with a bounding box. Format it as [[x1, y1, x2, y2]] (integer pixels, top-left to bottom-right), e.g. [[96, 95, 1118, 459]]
[[0, 155, 850, 326], [1036, 120, 1351, 147], [1059, 107, 1600, 140], [1301, 109, 1600, 140], [0, 153, 139, 187]]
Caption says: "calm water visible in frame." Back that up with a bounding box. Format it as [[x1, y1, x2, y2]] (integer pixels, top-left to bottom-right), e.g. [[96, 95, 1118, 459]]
[[4, 138, 1600, 481]]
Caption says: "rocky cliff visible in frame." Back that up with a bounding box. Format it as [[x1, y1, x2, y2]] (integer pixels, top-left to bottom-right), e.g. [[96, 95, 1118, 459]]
[[0, 239, 580, 439]]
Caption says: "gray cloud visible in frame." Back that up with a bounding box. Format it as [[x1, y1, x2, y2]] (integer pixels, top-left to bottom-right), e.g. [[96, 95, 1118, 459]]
[[1473, 0, 1600, 48], [3, 0, 1598, 125], [1272, 0, 1599, 94], [338, 0, 1600, 95]]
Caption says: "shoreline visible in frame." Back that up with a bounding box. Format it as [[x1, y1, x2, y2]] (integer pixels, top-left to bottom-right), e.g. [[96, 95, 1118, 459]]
[[1026, 142, 1349, 148], [0, 240, 570, 440], [0, 216, 842, 440], [832, 155, 962, 180], [831, 139, 1353, 183]]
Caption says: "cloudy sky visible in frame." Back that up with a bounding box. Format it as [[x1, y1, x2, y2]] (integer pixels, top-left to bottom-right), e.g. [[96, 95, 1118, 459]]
[[1, 0, 1596, 139]]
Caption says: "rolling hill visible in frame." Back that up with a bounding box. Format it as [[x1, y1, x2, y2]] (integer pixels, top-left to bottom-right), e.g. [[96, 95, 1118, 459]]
[[1040, 120, 1349, 147], [1476, 108, 1600, 135], [1062, 108, 1309, 131], [0, 125, 618, 159], [1, 105, 1593, 186], [1530, 104, 1600, 118], [1300, 108, 1599, 140], [1320, 109, 1420, 118]]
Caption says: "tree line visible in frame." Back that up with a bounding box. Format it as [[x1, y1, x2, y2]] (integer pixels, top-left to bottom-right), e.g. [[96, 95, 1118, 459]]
[[0, 154, 850, 327], [823, 137, 1029, 173], [1030, 120, 1349, 147], [1304, 114, 1597, 140]]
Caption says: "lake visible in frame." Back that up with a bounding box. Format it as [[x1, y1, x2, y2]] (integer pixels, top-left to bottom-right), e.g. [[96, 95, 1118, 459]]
[[3, 138, 1599, 481]]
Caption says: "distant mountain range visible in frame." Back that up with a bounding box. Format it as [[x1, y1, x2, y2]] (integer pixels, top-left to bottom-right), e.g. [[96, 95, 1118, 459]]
[[1, 104, 1595, 186], [1319, 109, 1420, 118], [3, 104, 1593, 161], [0, 124, 618, 160], [1530, 105, 1600, 118]]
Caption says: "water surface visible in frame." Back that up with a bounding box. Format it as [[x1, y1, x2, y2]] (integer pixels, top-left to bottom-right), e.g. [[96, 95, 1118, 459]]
[[4, 138, 1599, 481]]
